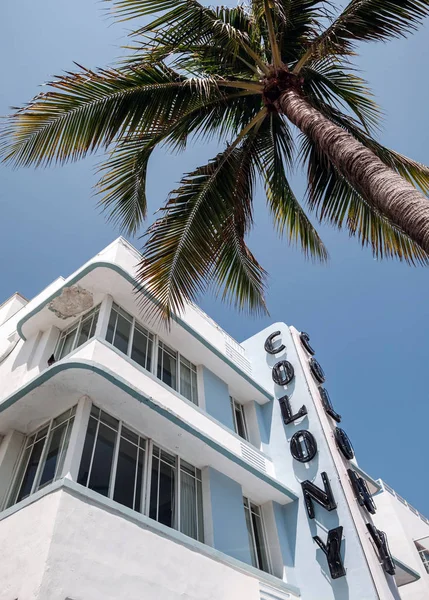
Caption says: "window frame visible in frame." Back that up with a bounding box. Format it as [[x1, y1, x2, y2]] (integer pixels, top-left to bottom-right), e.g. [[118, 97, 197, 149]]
[[5, 406, 76, 509], [231, 397, 249, 441], [243, 496, 271, 574], [105, 302, 199, 405], [54, 305, 100, 361], [77, 404, 204, 542], [106, 303, 154, 372], [78, 405, 148, 511]]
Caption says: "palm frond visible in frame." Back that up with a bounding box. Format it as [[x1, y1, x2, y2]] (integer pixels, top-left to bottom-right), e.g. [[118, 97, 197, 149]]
[[295, 0, 429, 68], [302, 59, 381, 133], [278, 0, 327, 64], [300, 135, 429, 265], [96, 89, 262, 233], [257, 114, 328, 261], [0, 64, 222, 167], [303, 99, 429, 195], [137, 112, 268, 320]]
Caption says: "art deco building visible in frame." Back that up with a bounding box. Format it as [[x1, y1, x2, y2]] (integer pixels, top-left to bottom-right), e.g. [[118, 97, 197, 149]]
[[0, 237, 426, 600]]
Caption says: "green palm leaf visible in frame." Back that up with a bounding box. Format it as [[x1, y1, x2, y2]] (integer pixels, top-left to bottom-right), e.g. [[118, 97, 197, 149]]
[[302, 59, 381, 133], [97, 90, 262, 234], [257, 114, 328, 260], [295, 0, 429, 68], [300, 135, 429, 264], [138, 113, 268, 319]]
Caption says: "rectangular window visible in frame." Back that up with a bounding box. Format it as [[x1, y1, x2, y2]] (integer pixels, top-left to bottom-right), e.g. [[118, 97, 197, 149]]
[[150, 445, 176, 528], [243, 497, 270, 573], [7, 407, 76, 507], [231, 398, 248, 440], [77, 406, 203, 541], [105, 303, 198, 405], [157, 341, 177, 390], [77, 405, 120, 498], [180, 357, 198, 405], [55, 305, 100, 360], [106, 303, 154, 372]]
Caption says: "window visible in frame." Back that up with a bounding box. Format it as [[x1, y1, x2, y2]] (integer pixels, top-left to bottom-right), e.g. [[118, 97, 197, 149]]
[[55, 305, 100, 360], [105, 303, 198, 405], [179, 357, 198, 405], [149, 446, 203, 541], [243, 497, 270, 573], [77, 405, 203, 542], [416, 542, 429, 574], [106, 303, 153, 371], [7, 407, 76, 507], [157, 341, 177, 390], [231, 398, 248, 440]]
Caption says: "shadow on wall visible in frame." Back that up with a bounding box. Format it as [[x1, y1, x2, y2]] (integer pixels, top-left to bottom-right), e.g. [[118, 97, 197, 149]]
[[315, 539, 350, 600]]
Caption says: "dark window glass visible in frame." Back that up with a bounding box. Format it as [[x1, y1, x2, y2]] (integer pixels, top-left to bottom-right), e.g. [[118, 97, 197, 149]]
[[135, 447, 144, 512], [252, 509, 270, 573], [113, 314, 131, 355], [113, 437, 138, 510], [244, 498, 270, 573], [231, 398, 248, 440], [87, 423, 117, 496], [131, 325, 153, 371], [106, 309, 116, 344], [38, 421, 68, 488], [77, 416, 98, 486], [76, 313, 95, 347], [157, 342, 177, 390], [15, 435, 46, 503], [150, 447, 175, 528]]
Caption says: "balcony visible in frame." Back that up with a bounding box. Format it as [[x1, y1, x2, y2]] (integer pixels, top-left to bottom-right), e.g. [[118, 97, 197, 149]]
[[15, 238, 272, 405], [0, 338, 296, 507], [0, 480, 300, 600]]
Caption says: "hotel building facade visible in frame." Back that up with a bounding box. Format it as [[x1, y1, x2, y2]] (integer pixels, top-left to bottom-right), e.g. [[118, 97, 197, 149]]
[[0, 237, 427, 600]]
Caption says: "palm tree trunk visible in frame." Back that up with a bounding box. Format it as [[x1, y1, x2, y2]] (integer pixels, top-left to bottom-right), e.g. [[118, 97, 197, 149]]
[[279, 88, 429, 253]]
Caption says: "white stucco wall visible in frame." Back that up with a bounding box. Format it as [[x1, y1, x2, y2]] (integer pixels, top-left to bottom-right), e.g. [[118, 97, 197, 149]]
[[242, 323, 400, 600], [0, 488, 292, 600], [0, 490, 62, 600], [373, 490, 429, 599]]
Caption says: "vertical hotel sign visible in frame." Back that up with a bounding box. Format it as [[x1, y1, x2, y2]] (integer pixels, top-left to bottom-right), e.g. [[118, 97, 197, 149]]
[[264, 331, 395, 580]]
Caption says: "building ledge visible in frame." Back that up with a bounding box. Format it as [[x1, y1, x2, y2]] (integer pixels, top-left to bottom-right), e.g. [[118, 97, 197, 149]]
[[16, 260, 273, 404], [0, 478, 301, 599], [0, 349, 297, 505]]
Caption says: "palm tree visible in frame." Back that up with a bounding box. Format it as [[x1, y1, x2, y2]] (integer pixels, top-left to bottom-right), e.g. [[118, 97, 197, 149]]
[[2, 0, 429, 319]]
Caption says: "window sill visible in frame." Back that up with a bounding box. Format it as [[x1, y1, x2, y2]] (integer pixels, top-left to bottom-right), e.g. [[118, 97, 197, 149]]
[[0, 478, 301, 599]]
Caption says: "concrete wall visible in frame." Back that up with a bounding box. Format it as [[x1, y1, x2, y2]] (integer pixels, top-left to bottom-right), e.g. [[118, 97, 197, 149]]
[[374, 490, 429, 600], [0, 491, 62, 600], [205, 467, 253, 565], [202, 367, 234, 430], [242, 323, 399, 600], [0, 488, 270, 600]]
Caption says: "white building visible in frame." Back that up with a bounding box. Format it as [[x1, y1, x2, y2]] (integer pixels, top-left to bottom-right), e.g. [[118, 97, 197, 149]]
[[0, 237, 426, 600]]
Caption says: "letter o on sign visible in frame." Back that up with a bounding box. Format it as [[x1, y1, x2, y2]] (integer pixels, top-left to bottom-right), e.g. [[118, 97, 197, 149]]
[[334, 427, 354, 460], [310, 358, 325, 384], [290, 430, 318, 463], [272, 360, 294, 385]]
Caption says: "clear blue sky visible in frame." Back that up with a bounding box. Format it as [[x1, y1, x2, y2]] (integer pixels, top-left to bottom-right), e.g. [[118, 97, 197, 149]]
[[2, 0, 429, 513]]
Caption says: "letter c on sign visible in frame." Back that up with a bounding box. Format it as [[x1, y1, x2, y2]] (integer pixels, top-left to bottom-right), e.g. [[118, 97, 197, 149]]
[[264, 331, 285, 355]]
